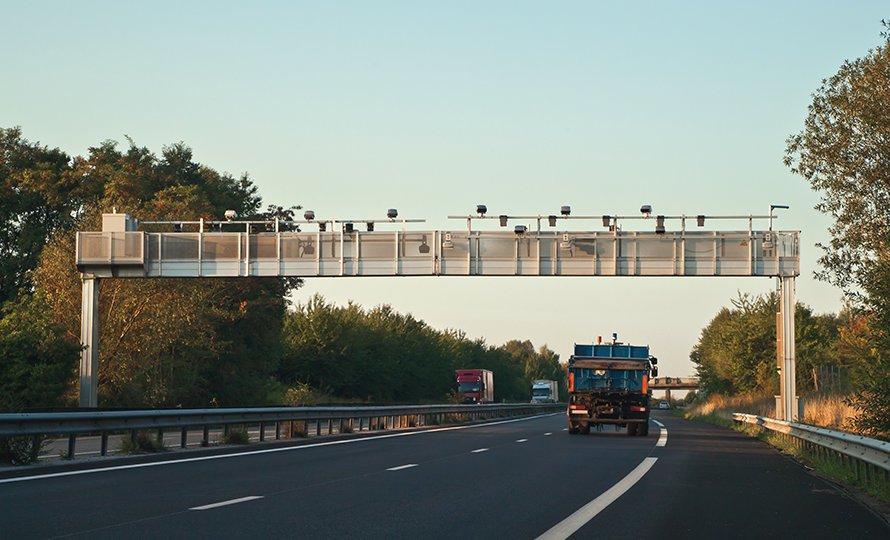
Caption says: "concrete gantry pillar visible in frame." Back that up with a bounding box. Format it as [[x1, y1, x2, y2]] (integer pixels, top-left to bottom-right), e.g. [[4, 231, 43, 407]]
[[778, 275, 798, 421], [79, 276, 99, 408], [664, 389, 671, 402]]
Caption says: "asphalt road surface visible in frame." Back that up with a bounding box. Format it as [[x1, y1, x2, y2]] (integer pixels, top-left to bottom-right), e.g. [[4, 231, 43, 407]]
[[1, 412, 886, 539]]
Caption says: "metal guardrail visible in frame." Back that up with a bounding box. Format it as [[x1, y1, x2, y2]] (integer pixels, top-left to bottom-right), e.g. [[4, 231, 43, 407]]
[[733, 413, 890, 486], [0, 403, 563, 461]]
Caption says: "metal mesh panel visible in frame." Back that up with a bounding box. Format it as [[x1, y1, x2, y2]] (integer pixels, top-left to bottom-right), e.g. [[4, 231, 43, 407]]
[[202, 235, 239, 260], [400, 233, 433, 259], [123, 233, 143, 259], [359, 234, 397, 259], [162, 235, 199, 259], [720, 237, 749, 260], [440, 235, 469, 258], [636, 238, 675, 258], [78, 233, 109, 261], [317, 233, 342, 260], [684, 238, 715, 257], [478, 237, 515, 258], [281, 235, 317, 259], [572, 239, 597, 258], [250, 234, 278, 258], [517, 237, 538, 259]]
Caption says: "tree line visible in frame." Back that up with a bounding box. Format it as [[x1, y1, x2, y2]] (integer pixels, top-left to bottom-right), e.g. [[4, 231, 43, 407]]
[[694, 23, 890, 435], [279, 296, 566, 404], [691, 293, 843, 397], [0, 129, 564, 410]]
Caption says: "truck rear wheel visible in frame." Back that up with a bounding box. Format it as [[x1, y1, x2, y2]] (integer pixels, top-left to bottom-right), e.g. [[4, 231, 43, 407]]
[[568, 422, 580, 434], [580, 423, 590, 435], [626, 422, 638, 436], [639, 421, 649, 436]]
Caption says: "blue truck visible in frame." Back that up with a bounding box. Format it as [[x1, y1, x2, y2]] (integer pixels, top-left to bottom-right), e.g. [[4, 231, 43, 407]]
[[567, 340, 658, 436]]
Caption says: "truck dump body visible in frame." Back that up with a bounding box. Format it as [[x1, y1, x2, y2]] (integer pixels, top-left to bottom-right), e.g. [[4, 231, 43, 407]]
[[567, 343, 655, 436]]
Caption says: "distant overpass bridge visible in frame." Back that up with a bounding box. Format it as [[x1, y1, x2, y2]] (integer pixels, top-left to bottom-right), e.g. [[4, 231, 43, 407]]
[[650, 377, 700, 401]]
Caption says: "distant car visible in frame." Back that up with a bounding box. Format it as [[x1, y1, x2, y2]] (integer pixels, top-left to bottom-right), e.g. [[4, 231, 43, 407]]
[[658, 401, 671, 410]]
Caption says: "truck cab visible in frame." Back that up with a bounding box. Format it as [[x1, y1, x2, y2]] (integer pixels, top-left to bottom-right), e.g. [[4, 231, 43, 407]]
[[531, 379, 558, 403], [455, 369, 494, 404]]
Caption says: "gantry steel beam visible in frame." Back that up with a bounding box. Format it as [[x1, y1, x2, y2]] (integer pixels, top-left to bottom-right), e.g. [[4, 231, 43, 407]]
[[75, 214, 800, 408]]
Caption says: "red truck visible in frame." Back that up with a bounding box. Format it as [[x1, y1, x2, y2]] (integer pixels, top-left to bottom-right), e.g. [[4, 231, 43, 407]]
[[455, 369, 494, 403]]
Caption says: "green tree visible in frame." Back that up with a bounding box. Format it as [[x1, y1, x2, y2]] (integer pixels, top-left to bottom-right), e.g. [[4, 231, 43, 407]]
[[784, 24, 890, 291], [0, 292, 80, 410], [785, 24, 890, 434], [691, 293, 778, 395], [33, 138, 298, 407], [279, 295, 554, 403], [691, 293, 842, 396], [0, 127, 101, 304]]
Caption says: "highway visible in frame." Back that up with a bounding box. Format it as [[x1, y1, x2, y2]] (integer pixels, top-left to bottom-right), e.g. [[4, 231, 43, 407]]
[[1, 412, 886, 539]]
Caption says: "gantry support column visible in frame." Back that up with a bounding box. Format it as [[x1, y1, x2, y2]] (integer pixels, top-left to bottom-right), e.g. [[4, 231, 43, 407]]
[[778, 275, 798, 421], [80, 276, 99, 408]]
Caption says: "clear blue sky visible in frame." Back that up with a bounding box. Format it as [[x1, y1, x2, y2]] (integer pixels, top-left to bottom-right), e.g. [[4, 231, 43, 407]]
[[2, 2, 886, 379]]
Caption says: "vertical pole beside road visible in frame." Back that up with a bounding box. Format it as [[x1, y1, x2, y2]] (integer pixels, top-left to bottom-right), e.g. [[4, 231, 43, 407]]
[[779, 275, 798, 421], [79, 276, 99, 408]]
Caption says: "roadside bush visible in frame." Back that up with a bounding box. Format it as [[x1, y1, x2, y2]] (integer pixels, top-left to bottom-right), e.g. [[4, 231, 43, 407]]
[[284, 382, 320, 406], [0, 435, 46, 465], [120, 431, 165, 453], [223, 427, 250, 445]]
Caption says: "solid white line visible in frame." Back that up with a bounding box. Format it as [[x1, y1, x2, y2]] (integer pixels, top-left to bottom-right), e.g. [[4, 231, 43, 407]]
[[516, 439, 528, 443], [0, 412, 561, 485], [536, 457, 658, 540], [471, 448, 489, 453], [651, 419, 667, 446], [386, 464, 418, 471], [190, 496, 263, 511]]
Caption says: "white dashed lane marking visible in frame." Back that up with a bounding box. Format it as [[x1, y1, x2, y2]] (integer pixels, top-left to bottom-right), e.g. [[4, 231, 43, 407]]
[[386, 464, 418, 471], [190, 496, 263, 511], [471, 448, 489, 453]]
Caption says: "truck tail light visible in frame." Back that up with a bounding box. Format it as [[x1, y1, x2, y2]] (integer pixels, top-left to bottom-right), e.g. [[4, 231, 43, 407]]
[[642, 374, 648, 394], [630, 406, 647, 412], [569, 405, 585, 410], [568, 372, 574, 392]]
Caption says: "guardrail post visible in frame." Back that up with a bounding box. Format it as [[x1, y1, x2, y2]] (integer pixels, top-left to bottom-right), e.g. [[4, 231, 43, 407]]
[[259, 422, 265, 442], [181, 427, 188, 448], [275, 421, 281, 440], [67, 434, 76, 460], [100, 432, 108, 456], [202, 425, 209, 446]]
